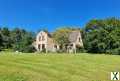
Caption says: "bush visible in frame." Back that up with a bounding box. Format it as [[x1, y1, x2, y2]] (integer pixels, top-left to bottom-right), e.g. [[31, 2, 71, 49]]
[[21, 45, 36, 53], [112, 49, 120, 55], [76, 47, 86, 53], [105, 48, 120, 55]]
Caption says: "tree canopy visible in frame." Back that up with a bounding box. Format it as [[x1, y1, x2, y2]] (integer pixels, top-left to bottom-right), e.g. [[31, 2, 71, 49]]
[[0, 27, 36, 52], [83, 18, 120, 54]]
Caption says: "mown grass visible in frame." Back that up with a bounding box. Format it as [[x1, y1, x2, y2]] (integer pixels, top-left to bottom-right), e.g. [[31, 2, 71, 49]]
[[0, 52, 120, 81]]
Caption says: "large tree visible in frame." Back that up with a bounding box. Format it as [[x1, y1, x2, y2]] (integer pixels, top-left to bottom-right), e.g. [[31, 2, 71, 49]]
[[0, 33, 3, 50], [10, 28, 35, 52], [83, 18, 120, 54], [1, 27, 12, 49]]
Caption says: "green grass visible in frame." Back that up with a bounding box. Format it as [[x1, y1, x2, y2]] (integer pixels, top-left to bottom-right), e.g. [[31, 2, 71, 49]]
[[0, 52, 120, 81]]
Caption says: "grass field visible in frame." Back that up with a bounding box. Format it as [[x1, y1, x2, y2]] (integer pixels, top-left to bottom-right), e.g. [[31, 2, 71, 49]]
[[0, 52, 120, 81]]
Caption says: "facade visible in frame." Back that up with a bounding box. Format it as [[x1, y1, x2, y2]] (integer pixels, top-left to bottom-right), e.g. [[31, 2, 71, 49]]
[[34, 30, 83, 53], [34, 31, 59, 52]]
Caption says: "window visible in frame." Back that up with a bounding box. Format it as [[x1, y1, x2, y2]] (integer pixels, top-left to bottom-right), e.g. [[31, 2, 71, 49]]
[[70, 44, 73, 46], [42, 44, 45, 49], [39, 36, 41, 41], [42, 36, 45, 41], [54, 45, 57, 49], [39, 35, 45, 41], [38, 44, 41, 49], [79, 37, 81, 42]]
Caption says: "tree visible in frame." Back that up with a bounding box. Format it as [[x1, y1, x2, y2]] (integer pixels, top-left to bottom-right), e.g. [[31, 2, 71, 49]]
[[83, 17, 120, 54], [1, 27, 12, 49], [19, 32, 35, 52], [10, 28, 23, 50], [11, 28, 35, 53], [0, 33, 3, 51], [53, 27, 77, 51]]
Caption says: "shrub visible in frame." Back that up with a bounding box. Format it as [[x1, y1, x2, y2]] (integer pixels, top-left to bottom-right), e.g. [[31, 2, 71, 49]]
[[21, 45, 36, 53]]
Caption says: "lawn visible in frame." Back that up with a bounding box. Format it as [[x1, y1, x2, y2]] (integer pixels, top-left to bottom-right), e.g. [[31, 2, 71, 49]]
[[0, 52, 120, 81]]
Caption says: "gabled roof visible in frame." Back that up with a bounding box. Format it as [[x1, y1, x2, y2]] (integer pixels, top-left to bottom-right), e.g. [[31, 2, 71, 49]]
[[38, 30, 81, 43], [68, 31, 80, 43], [38, 31, 52, 38]]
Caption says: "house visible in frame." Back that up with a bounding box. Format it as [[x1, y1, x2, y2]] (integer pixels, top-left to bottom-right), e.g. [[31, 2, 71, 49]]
[[34, 30, 83, 53], [34, 31, 59, 52], [67, 31, 83, 53]]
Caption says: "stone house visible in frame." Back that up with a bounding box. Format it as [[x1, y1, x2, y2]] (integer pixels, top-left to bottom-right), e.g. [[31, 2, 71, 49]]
[[34, 30, 83, 53]]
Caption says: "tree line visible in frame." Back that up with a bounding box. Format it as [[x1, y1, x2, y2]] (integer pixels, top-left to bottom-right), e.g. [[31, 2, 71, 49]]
[[0, 17, 120, 54], [0, 28, 36, 52]]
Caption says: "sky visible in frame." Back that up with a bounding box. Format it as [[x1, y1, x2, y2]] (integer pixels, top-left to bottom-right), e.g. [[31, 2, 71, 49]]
[[0, 0, 120, 32]]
